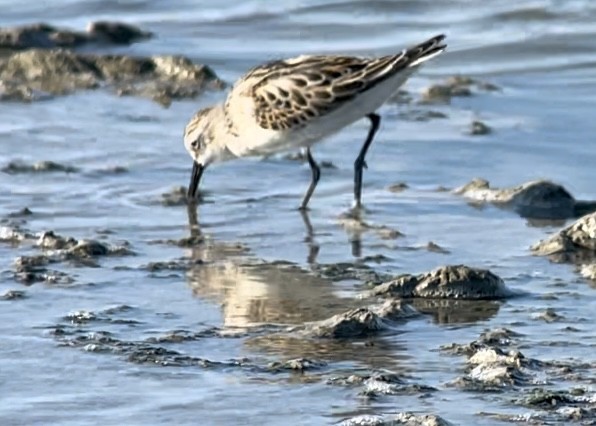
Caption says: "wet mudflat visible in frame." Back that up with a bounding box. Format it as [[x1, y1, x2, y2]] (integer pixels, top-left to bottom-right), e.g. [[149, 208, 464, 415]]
[[1, 1, 596, 425]]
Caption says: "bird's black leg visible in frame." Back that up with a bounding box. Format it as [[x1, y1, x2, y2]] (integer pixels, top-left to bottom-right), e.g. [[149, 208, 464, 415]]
[[354, 113, 381, 209], [299, 147, 321, 210]]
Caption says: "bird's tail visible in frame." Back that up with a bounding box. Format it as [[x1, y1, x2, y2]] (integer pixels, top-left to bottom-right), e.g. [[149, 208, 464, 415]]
[[357, 34, 447, 88], [401, 34, 447, 68]]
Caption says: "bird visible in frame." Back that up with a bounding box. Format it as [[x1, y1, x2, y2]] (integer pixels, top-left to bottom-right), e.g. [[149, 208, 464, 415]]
[[183, 34, 446, 210]]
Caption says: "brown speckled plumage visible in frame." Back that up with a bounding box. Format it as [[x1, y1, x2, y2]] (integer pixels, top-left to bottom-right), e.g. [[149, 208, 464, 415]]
[[183, 34, 447, 208], [240, 34, 445, 131]]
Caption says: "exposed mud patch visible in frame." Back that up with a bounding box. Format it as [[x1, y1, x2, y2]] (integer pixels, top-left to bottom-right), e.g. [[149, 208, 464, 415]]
[[49, 306, 330, 374], [441, 327, 596, 423], [0, 49, 224, 105], [532, 212, 596, 263], [339, 413, 454, 426], [421, 75, 500, 104], [291, 300, 418, 339], [425, 241, 450, 254], [3, 227, 133, 285], [2, 160, 79, 174], [6, 207, 34, 218], [267, 358, 327, 372], [397, 109, 449, 122], [1, 289, 27, 300], [387, 182, 409, 193], [14, 256, 74, 285], [0, 21, 152, 50], [328, 371, 437, 397], [454, 178, 596, 220], [367, 265, 511, 300]]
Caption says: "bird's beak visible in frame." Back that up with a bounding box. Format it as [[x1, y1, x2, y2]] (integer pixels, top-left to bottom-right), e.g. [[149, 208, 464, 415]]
[[187, 161, 205, 200]]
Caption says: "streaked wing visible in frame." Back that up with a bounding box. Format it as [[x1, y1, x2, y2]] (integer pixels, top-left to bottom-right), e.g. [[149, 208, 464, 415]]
[[243, 34, 446, 131], [248, 55, 373, 131]]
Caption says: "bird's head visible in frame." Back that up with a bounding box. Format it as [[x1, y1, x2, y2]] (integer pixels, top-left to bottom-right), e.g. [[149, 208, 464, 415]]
[[183, 106, 221, 200]]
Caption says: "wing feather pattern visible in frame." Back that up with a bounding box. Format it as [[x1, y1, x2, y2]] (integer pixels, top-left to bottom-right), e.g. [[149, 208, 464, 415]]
[[242, 34, 446, 131]]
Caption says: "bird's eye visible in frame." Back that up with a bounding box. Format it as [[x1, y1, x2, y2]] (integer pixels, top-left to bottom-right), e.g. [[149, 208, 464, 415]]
[[191, 137, 204, 151]]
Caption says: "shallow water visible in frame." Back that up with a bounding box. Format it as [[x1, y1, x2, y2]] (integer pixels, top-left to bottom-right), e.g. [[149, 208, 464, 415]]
[[1, 1, 596, 425]]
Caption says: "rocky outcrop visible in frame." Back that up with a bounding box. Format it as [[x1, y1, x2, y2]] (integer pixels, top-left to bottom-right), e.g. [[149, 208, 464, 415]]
[[0, 49, 223, 105], [532, 212, 596, 263], [368, 265, 511, 300], [454, 178, 596, 220], [298, 300, 418, 338]]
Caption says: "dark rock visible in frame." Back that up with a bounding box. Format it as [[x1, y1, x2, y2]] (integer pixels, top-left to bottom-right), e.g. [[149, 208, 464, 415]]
[[0, 21, 151, 50], [387, 182, 409, 193], [2, 160, 79, 174], [532, 212, 596, 263], [37, 230, 78, 250], [299, 300, 417, 338], [534, 308, 564, 323], [468, 120, 492, 136], [421, 75, 499, 104], [454, 178, 595, 220], [6, 207, 33, 217], [66, 240, 110, 257], [12, 253, 74, 285], [440, 327, 522, 356], [369, 265, 510, 300], [426, 241, 450, 254], [520, 389, 582, 409], [1, 290, 27, 300], [302, 307, 385, 338], [36, 230, 131, 258], [86, 21, 152, 45]]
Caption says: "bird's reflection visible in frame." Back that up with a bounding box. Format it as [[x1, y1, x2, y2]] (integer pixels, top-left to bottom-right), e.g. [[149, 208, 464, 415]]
[[183, 202, 409, 369], [343, 207, 365, 258], [185, 201, 345, 327], [337, 207, 400, 259], [186, 201, 201, 237], [299, 208, 367, 263], [299, 210, 320, 265]]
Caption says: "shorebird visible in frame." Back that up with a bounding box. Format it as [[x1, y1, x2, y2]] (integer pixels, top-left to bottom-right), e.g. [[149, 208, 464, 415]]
[[184, 34, 446, 210]]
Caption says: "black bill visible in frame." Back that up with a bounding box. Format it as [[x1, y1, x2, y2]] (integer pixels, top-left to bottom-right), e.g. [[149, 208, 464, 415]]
[[187, 161, 205, 200]]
